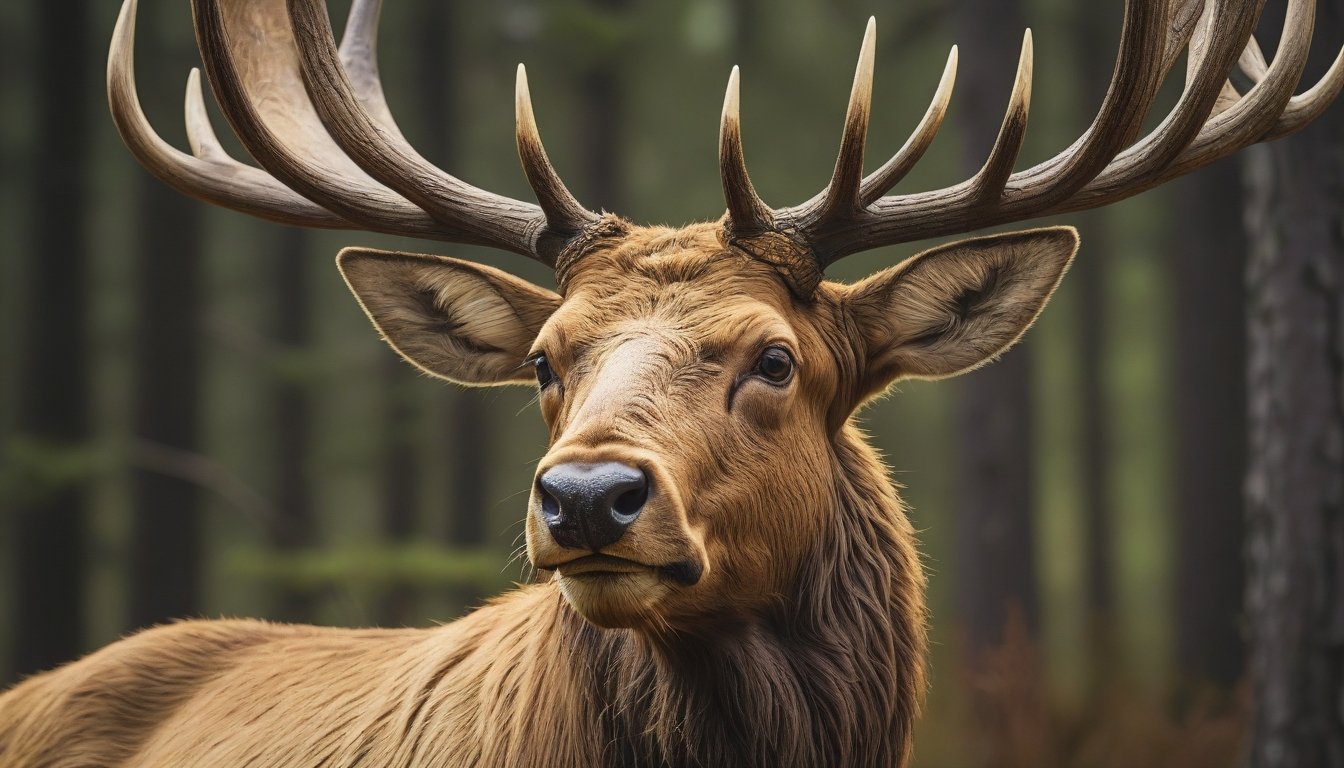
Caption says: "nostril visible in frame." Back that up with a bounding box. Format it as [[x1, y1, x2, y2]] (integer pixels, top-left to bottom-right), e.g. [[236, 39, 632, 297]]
[[611, 478, 649, 519], [539, 485, 561, 522]]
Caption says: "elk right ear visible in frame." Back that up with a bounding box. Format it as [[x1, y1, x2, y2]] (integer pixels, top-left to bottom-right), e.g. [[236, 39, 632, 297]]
[[844, 227, 1078, 391], [338, 248, 562, 386]]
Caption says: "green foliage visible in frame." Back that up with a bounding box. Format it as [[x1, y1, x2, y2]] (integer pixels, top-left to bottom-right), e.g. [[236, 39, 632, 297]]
[[0, 436, 105, 506], [223, 545, 517, 592]]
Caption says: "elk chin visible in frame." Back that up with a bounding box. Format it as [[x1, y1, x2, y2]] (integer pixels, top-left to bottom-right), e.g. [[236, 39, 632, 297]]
[[556, 570, 670, 629]]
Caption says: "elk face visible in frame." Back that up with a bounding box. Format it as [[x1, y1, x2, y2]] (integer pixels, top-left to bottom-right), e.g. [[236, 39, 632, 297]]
[[339, 222, 1077, 631], [521, 228, 843, 630]]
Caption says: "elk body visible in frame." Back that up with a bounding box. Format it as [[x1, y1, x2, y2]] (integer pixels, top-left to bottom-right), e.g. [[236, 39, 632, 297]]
[[1, 0, 1340, 765]]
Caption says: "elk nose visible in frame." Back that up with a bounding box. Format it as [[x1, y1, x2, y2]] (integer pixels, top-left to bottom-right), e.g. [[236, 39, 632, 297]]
[[537, 462, 649, 551]]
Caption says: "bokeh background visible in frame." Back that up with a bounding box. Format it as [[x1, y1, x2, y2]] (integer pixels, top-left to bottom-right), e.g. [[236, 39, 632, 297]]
[[1, 0, 1340, 765]]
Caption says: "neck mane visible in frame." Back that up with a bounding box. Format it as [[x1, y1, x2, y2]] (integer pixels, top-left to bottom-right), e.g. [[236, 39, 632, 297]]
[[530, 424, 927, 767]]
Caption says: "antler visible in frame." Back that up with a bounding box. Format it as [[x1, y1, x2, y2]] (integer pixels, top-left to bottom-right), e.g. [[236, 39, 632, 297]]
[[722, 0, 1344, 276], [108, 0, 598, 265]]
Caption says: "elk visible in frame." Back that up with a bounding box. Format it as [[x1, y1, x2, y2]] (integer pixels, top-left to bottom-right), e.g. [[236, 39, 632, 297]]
[[2, 0, 1340, 765]]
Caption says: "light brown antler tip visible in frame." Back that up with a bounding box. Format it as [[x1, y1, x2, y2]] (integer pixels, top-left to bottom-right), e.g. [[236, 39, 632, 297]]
[[109, 0, 138, 78], [722, 65, 742, 124], [856, 18, 876, 103], [858, 19, 876, 92], [718, 65, 773, 233], [515, 63, 533, 124], [184, 68, 227, 161]]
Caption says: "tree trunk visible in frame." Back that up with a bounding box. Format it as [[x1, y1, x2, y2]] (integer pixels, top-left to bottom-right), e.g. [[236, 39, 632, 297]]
[[1074, 6, 1117, 676], [1172, 160, 1247, 689], [377, 354, 420, 626], [368, 0, 451, 628], [408, 0, 494, 617], [1244, 1, 1344, 761], [271, 227, 316, 622], [578, 0, 628, 211], [11, 0, 92, 679], [952, 0, 1039, 654], [126, 2, 205, 634]]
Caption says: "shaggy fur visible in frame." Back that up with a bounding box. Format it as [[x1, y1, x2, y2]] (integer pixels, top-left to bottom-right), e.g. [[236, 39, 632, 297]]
[[0, 222, 1075, 767]]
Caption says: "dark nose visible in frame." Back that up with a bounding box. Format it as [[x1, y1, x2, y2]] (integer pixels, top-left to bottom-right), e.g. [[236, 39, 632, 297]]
[[537, 462, 649, 551]]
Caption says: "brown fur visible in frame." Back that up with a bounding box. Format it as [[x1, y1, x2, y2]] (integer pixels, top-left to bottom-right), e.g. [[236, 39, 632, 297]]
[[0, 221, 1076, 766]]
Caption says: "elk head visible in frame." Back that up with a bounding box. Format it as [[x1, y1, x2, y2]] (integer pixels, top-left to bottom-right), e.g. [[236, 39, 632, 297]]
[[110, 0, 1341, 631]]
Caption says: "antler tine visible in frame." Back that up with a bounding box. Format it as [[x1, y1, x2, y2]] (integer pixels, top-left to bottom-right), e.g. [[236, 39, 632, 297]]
[[814, 18, 877, 222], [183, 68, 230, 163], [286, 0, 586, 260], [336, 0, 404, 140], [1268, 41, 1344, 139], [1208, 0, 1315, 132], [1012, 0, 1170, 210], [1058, 0, 1260, 204], [192, 0, 460, 242], [719, 66, 775, 235], [1077, 0, 1309, 204], [1240, 34, 1270, 82], [107, 0, 342, 229], [1162, 0, 1207, 76], [516, 65, 604, 237], [969, 29, 1034, 203], [857, 45, 957, 206]]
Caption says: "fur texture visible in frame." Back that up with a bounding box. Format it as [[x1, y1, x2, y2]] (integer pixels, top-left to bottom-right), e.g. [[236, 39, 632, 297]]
[[0, 222, 1076, 767]]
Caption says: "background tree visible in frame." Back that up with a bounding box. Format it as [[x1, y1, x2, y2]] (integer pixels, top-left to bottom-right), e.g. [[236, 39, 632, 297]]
[[952, 0, 1040, 654], [125, 0, 206, 634], [577, 0, 630, 211], [1244, 0, 1344, 761], [1072, 0, 1118, 676], [9, 0, 94, 680], [269, 227, 318, 622], [420, 0, 498, 619], [1171, 159, 1248, 689]]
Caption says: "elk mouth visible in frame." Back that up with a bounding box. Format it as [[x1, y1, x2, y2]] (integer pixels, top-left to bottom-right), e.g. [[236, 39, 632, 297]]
[[554, 554, 702, 586], [556, 554, 647, 578]]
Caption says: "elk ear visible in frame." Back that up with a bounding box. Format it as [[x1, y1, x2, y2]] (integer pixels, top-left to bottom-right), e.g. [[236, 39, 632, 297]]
[[338, 248, 562, 385], [845, 227, 1077, 389]]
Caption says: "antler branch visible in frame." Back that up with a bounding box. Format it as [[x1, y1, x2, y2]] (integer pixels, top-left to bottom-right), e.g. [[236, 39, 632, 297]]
[[108, 0, 599, 266], [725, 0, 1342, 279]]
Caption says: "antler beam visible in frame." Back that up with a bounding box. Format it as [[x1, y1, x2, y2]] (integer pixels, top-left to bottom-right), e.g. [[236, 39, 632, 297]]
[[108, 0, 599, 265]]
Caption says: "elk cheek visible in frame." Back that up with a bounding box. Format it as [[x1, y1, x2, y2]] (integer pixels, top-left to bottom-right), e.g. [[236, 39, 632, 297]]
[[736, 386, 785, 431]]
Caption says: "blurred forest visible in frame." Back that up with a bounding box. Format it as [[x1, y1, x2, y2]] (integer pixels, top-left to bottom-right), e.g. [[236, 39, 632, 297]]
[[1, 0, 1341, 765]]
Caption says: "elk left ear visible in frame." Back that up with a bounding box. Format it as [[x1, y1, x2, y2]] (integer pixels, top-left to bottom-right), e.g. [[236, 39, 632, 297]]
[[845, 226, 1078, 389], [338, 247, 562, 386]]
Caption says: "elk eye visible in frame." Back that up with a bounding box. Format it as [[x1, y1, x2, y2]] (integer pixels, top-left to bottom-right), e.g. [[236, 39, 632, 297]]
[[755, 346, 794, 385], [533, 354, 556, 388]]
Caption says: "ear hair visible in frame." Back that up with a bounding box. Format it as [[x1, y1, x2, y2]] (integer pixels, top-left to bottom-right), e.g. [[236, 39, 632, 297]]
[[338, 248, 562, 386], [846, 226, 1078, 394]]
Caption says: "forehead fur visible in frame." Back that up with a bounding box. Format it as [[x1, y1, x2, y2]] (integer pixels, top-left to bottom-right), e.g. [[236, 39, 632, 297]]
[[562, 222, 801, 301]]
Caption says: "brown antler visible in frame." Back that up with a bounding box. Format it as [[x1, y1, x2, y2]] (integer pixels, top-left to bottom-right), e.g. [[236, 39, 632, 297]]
[[108, 0, 597, 265], [722, 0, 1344, 274]]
